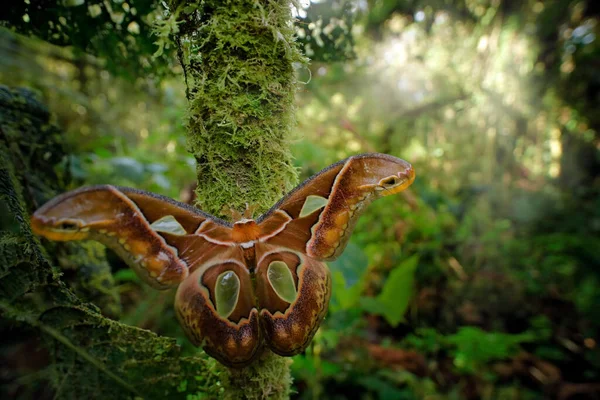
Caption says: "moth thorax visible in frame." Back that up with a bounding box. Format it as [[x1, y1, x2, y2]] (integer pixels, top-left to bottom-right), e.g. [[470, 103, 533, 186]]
[[232, 219, 261, 243]]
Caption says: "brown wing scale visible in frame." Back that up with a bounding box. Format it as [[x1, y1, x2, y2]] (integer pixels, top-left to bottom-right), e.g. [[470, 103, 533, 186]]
[[254, 245, 331, 356]]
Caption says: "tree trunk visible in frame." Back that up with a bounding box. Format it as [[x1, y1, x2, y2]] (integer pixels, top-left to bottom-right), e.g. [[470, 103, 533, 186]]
[[169, 1, 305, 397], [171, 0, 302, 216]]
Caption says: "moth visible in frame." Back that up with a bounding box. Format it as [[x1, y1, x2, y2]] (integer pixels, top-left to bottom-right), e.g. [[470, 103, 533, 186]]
[[31, 153, 415, 367]]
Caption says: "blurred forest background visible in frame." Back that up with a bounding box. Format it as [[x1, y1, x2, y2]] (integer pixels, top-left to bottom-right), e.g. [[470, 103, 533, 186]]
[[1, 0, 599, 399]]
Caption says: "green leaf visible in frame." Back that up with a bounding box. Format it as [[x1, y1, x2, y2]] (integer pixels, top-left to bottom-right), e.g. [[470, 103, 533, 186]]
[[291, 354, 341, 379], [359, 255, 419, 327], [329, 242, 369, 311], [94, 148, 112, 159], [113, 269, 139, 283], [329, 241, 368, 287], [359, 296, 388, 315], [446, 327, 538, 374], [331, 270, 364, 311], [110, 157, 145, 182]]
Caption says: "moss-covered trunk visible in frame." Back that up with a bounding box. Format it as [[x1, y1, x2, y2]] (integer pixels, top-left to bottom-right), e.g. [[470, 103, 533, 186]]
[[172, 0, 302, 216], [170, 1, 304, 397]]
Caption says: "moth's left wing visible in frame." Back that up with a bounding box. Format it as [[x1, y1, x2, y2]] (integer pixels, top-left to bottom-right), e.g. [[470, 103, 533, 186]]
[[258, 153, 415, 261], [30, 185, 231, 289]]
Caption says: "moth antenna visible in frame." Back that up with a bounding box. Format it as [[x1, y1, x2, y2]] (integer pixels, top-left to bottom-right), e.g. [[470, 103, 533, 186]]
[[244, 203, 258, 219], [220, 205, 243, 222]]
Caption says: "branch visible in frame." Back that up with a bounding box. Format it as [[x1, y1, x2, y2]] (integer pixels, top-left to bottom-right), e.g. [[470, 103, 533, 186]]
[[390, 93, 468, 124]]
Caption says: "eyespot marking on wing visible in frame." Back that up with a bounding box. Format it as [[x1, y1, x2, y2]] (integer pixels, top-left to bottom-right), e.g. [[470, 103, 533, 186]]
[[150, 215, 188, 235], [214, 270, 241, 318], [299, 195, 329, 218], [267, 261, 298, 303]]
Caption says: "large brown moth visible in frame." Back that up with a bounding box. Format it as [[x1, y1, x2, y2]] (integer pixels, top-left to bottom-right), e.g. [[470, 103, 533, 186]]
[[31, 153, 415, 367]]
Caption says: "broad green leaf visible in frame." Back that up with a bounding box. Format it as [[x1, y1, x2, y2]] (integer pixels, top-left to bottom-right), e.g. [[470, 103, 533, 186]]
[[329, 241, 368, 288], [291, 354, 342, 379], [359, 255, 419, 327], [94, 148, 112, 159], [110, 157, 145, 182], [359, 296, 389, 316], [113, 269, 139, 283], [446, 326, 538, 374], [329, 242, 369, 311], [152, 173, 171, 190], [331, 270, 364, 311]]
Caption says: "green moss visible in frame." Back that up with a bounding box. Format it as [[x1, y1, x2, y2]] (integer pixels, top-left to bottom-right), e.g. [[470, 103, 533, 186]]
[[221, 351, 293, 400], [56, 242, 122, 317], [0, 86, 222, 399], [37, 306, 221, 399], [172, 0, 305, 217]]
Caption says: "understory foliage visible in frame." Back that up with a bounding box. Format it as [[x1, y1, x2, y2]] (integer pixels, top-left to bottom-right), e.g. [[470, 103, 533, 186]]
[[288, 1, 600, 398]]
